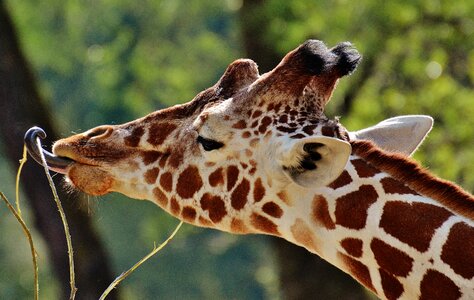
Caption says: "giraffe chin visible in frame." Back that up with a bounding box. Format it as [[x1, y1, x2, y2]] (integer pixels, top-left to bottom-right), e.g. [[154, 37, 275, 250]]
[[66, 164, 115, 196]]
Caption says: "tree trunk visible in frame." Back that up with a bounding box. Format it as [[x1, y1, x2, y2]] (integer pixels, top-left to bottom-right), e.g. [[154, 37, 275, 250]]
[[0, 3, 119, 299], [240, 1, 369, 299]]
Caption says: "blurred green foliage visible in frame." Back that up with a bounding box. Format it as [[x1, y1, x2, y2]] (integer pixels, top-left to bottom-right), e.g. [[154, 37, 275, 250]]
[[6, 0, 241, 128], [1, 0, 473, 298]]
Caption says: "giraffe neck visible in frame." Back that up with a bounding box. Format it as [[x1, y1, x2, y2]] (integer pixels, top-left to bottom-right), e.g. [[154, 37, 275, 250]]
[[116, 135, 474, 299], [276, 140, 474, 299]]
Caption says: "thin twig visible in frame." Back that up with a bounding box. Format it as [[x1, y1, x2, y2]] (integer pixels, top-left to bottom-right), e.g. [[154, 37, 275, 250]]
[[0, 192, 39, 300], [36, 137, 77, 300], [15, 145, 28, 216], [99, 221, 184, 300]]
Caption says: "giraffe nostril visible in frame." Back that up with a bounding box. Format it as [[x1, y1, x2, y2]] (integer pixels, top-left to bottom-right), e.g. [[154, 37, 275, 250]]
[[85, 126, 113, 139]]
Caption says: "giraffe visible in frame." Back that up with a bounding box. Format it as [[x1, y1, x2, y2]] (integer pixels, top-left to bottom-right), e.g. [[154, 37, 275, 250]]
[[25, 40, 474, 299]]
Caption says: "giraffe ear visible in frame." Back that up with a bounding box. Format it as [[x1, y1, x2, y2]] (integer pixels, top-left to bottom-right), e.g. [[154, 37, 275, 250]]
[[349, 115, 433, 156], [277, 136, 351, 188]]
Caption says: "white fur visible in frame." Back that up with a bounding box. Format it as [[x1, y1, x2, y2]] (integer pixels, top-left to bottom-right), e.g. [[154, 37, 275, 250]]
[[277, 136, 351, 188], [349, 115, 433, 156]]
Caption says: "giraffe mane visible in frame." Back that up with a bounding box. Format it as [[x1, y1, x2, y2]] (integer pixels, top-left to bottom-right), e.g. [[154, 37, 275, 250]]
[[350, 140, 474, 221]]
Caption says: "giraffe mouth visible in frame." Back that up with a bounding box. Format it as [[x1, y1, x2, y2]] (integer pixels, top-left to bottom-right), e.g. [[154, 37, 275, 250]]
[[24, 127, 74, 174]]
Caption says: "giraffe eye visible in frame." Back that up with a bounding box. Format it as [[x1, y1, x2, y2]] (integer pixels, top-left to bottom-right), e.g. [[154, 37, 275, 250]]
[[197, 135, 224, 151]]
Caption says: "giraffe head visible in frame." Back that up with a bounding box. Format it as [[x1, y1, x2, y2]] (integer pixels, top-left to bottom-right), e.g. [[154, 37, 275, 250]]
[[46, 40, 432, 233]]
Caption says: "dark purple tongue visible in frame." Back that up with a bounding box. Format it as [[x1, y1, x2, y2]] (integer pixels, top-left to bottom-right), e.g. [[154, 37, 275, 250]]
[[24, 127, 73, 173]]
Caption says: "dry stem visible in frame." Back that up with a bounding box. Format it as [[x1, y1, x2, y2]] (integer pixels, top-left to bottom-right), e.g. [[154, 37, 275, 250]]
[[0, 192, 39, 300], [15, 145, 28, 216], [36, 138, 77, 299], [99, 221, 184, 299]]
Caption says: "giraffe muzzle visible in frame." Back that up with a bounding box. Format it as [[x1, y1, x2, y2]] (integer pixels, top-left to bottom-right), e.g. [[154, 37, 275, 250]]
[[24, 126, 74, 174]]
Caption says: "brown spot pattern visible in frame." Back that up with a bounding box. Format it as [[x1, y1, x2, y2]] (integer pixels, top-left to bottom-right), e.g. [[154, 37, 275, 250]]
[[250, 213, 279, 235], [371, 238, 413, 277], [296, 117, 306, 123], [209, 168, 224, 187], [273, 103, 282, 112], [380, 201, 453, 252], [251, 110, 262, 118], [379, 268, 404, 300], [290, 133, 306, 139], [230, 218, 248, 234], [159, 172, 173, 192], [249, 167, 257, 175], [277, 191, 290, 205], [262, 202, 283, 218], [124, 126, 144, 147], [227, 165, 239, 191], [339, 252, 375, 292], [199, 216, 212, 227], [311, 195, 336, 230], [249, 160, 257, 168], [168, 149, 184, 169], [335, 185, 378, 229], [250, 138, 259, 147], [253, 178, 265, 202], [278, 115, 288, 123], [351, 159, 380, 178], [170, 197, 181, 215], [231, 179, 250, 210], [328, 170, 353, 189], [291, 219, 317, 251], [340, 238, 363, 258], [351, 140, 474, 220], [158, 153, 169, 168], [153, 187, 168, 207], [144, 168, 160, 184], [380, 177, 418, 195], [441, 222, 474, 279], [420, 269, 461, 300], [176, 166, 203, 199], [182, 206, 197, 222], [200, 193, 227, 223], [302, 125, 317, 135], [232, 120, 247, 129], [147, 122, 177, 146], [321, 126, 335, 137], [276, 126, 297, 133], [258, 116, 272, 133], [141, 151, 162, 165]]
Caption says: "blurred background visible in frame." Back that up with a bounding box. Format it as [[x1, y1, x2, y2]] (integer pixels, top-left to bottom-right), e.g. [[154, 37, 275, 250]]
[[0, 0, 473, 299]]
